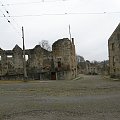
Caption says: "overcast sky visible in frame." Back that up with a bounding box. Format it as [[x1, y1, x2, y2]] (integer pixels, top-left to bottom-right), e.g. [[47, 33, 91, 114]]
[[0, 0, 120, 61]]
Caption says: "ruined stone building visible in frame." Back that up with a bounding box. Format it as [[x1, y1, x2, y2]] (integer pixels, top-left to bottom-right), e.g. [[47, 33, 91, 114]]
[[0, 38, 77, 80], [85, 61, 98, 75], [52, 38, 77, 80], [108, 23, 120, 78]]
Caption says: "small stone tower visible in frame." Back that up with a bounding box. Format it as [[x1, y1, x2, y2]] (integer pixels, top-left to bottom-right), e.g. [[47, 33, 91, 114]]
[[52, 38, 77, 80]]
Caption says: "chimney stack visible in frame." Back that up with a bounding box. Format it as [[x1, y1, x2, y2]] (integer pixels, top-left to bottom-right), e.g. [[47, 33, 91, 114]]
[[72, 38, 74, 44]]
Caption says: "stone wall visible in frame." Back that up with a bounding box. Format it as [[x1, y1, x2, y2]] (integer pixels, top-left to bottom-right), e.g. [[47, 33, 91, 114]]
[[52, 38, 77, 80], [108, 23, 120, 78], [0, 38, 77, 80]]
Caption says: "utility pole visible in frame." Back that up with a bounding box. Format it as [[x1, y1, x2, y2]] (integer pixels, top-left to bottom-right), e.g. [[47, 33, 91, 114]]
[[69, 24, 72, 41], [22, 26, 27, 80]]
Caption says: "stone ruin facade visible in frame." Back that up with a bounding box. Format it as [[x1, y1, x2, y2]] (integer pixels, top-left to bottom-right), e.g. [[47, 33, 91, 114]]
[[108, 23, 120, 78], [85, 61, 98, 75], [0, 38, 77, 80]]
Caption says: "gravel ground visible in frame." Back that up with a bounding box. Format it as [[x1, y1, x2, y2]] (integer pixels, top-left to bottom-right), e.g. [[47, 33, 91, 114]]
[[0, 75, 120, 120]]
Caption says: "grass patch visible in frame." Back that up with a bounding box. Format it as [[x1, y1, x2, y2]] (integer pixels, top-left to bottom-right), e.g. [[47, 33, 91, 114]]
[[0, 80, 23, 84]]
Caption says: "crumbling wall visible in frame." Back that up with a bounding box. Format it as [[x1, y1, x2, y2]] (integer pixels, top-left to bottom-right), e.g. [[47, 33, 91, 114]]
[[27, 45, 51, 80], [0, 38, 77, 80], [52, 38, 77, 80], [12, 45, 23, 74], [108, 23, 120, 78], [0, 48, 7, 77]]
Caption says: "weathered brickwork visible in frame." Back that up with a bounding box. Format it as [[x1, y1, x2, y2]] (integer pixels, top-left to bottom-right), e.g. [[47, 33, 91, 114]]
[[108, 23, 120, 78], [0, 38, 77, 80]]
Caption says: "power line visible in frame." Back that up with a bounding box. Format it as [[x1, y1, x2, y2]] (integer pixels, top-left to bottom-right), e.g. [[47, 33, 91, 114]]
[[0, 9, 10, 22], [0, 1, 21, 29], [0, 1, 10, 15], [0, 10, 21, 37], [0, 0, 22, 37], [0, 11, 120, 17], [0, 0, 70, 6]]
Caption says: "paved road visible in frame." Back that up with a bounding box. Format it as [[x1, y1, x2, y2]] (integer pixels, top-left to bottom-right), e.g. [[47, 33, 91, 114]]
[[0, 75, 120, 120]]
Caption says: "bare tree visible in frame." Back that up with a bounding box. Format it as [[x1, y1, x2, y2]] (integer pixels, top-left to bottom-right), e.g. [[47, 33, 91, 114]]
[[76, 55, 86, 72], [76, 55, 85, 63], [39, 40, 51, 51]]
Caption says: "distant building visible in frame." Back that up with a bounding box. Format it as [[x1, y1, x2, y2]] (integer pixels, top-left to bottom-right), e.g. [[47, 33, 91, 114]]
[[76, 55, 86, 74], [85, 61, 98, 75], [0, 38, 77, 80], [108, 23, 120, 78]]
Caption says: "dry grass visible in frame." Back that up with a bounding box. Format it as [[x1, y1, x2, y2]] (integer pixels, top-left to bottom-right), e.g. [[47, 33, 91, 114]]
[[0, 80, 23, 84]]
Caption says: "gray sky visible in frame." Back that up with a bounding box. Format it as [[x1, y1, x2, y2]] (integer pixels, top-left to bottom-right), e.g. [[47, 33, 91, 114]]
[[0, 0, 120, 61]]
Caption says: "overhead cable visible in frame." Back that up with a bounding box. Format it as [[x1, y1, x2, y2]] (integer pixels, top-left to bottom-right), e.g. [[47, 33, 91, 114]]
[[0, 0, 70, 6], [0, 1, 21, 37], [0, 9, 11, 23], [0, 11, 120, 17]]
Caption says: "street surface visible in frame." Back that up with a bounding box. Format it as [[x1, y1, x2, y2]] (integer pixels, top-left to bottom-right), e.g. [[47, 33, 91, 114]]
[[0, 75, 120, 120]]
